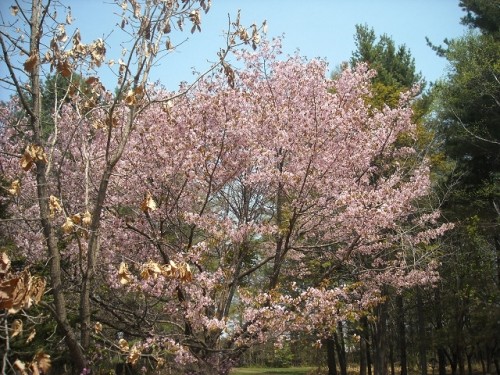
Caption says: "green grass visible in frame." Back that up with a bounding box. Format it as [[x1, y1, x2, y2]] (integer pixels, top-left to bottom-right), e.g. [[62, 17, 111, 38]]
[[230, 367, 316, 375]]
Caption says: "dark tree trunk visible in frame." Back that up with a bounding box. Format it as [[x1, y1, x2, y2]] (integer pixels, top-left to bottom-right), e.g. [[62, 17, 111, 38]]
[[417, 289, 428, 375], [360, 316, 369, 375], [389, 343, 395, 375], [434, 288, 447, 375], [396, 294, 408, 375], [326, 338, 338, 375], [335, 322, 348, 375], [373, 300, 388, 375]]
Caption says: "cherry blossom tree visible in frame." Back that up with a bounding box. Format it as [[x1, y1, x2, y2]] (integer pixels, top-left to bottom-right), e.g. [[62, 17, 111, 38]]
[[2, 32, 452, 374]]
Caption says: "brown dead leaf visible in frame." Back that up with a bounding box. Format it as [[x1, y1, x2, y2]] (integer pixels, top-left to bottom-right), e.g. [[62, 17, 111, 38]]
[[118, 338, 129, 352], [82, 211, 92, 227], [13, 359, 27, 375], [11, 319, 23, 338], [23, 54, 39, 73], [90, 39, 106, 67], [118, 263, 132, 285], [26, 328, 36, 343], [32, 351, 51, 374], [20, 144, 47, 171], [140, 192, 157, 212], [127, 345, 141, 365], [94, 321, 103, 334], [49, 195, 62, 218], [140, 261, 162, 280], [7, 179, 20, 196], [56, 59, 72, 78], [0, 277, 19, 310], [0, 252, 11, 275], [61, 217, 75, 233], [29, 276, 46, 304]]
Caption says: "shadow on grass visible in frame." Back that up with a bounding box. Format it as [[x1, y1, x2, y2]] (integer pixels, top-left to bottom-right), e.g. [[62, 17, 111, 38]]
[[230, 367, 317, 375]]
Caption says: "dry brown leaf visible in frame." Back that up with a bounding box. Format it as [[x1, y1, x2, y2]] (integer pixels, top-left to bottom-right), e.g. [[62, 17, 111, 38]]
[[26, 328, 36, 343], [32, 352, 51, 374], [13, 359, 27, 375], [20, 144, 47, 171], [71, 213, 82, 225], [0, 270, 31, 313], [56, 59, 72, 78], [11, 319, 23, 338], [140, 192, 157, 212], [140, 261, 162, 280], [23, 54, 38, 73], [0, 252, 11, 275], [127, 345, 141, 365], [180, 263, 193, 282], [30, 363, 40, 375], [7, 179, 21, 196], [61, 216, 75, 233], [29, 276, 46, 304], [0, 277, 18, 310], [82, 211, 92, 227], [10, 270, 31, 313], [156, 357, 165, 369], [49, 195, 62, 218], [94, 321, 103, 334], [118, 262, 132, 285], [90, 39, 106, 67], [118, 338, 129, 352]]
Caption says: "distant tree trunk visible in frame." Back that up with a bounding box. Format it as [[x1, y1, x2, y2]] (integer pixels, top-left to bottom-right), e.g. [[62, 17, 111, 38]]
[[434, 288, 447, 375], [466, 351, 473, 375], [335, 322, 348, 375], [360, 316, 369, 375], [389, 343, 395, 375], [373, 299, 389, 375], [326, 338, 338, 375], [368, 326, 373, 375], [417, 289, 427, 375], [396, 294, 408, 375]]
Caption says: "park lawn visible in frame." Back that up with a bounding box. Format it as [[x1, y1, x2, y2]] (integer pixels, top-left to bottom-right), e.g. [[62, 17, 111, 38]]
[[230, 367, 316, 375]]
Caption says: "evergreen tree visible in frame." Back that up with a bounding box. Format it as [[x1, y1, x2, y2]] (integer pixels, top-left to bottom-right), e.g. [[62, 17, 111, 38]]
[[429, 2, 500, 374]]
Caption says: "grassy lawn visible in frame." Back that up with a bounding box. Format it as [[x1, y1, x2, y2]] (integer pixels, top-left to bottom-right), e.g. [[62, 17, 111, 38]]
[[230, 367, 316, 375]]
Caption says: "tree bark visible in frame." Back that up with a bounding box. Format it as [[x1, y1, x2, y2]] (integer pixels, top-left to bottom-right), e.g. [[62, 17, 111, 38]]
[[417, 289, 428, 375], [335, 322, 348, 375], [373, 300, 388, 375], [28, 0, 86, 371], [326, 338, 338, 375], [396, 294, 408, 375], [360, 316, 369, 375]]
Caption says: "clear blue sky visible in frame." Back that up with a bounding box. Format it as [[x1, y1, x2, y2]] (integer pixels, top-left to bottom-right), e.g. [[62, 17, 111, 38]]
[[1, 0, 468, 98]]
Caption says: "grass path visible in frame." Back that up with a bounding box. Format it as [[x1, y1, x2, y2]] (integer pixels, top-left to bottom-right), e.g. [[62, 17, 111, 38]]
[[230, 367, 316, 375]]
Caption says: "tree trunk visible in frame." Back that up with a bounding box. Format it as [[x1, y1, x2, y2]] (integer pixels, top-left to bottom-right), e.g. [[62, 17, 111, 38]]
[[434, 288, 447, 375], [335, 322, 348, 375], [417, 289, 427, 375], [360, 316, 369, 375], [326, 338, 338, 375], [29, 0, 86, 371], [373, 300, 388, 375], [396, 294, 408, 375]]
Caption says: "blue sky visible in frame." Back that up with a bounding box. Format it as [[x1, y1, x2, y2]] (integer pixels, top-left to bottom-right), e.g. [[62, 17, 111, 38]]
[[1, 0, 468, 98]]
